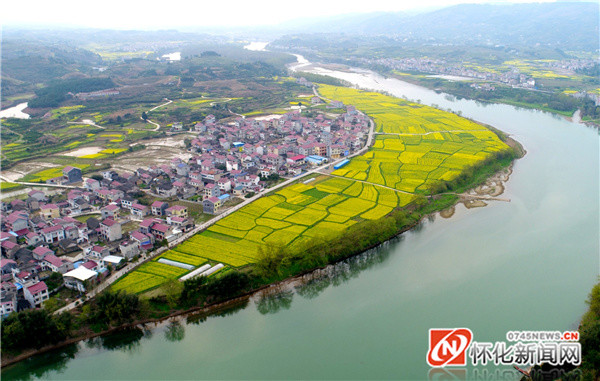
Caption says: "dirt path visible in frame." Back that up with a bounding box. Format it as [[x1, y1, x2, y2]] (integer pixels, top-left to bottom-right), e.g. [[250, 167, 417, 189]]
[[374, 129, 494, 136], [0, 175, 80, 190]]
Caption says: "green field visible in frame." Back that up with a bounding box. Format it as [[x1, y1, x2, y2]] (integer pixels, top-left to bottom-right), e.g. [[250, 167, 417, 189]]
[[0, 182, 24, 191], [112, 261, 190, 294], [319, 84, 510, 193]]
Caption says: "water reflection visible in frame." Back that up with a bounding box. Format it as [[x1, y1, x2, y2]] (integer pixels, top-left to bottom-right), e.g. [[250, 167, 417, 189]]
[[255, 286, 294, 315], [86, 327, 146, 352], [165, 321, 185, 342], [1, 345, 78, 381], [253, 235, 398, 312]]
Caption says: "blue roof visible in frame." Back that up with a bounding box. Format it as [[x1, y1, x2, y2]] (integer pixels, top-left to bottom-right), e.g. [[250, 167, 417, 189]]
[[218, 194, 230, 200], [334, 159, 350, 170]]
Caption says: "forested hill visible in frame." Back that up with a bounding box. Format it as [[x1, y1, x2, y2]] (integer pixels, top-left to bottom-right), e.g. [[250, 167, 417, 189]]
[[282, 2, 598, 50]]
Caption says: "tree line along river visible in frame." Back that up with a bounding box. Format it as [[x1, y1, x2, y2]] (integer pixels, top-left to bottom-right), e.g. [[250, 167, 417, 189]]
[[2, 57, 599, 380]]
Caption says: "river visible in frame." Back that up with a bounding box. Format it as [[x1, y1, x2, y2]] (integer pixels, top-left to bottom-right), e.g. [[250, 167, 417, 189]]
[[3, 56, 598, 381], [0, 102, 30, 119]]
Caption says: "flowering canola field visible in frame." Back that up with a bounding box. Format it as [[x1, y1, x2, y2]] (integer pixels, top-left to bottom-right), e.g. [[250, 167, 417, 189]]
[[318, 85, 510, 193]]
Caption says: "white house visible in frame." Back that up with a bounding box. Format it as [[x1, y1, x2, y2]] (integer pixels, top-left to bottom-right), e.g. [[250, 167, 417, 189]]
[[63, 267, 97, 292], [24, 281, 49, 307]]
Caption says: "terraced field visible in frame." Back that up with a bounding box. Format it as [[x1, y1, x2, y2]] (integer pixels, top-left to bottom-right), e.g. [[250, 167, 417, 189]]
[[319, 84, 510, 193], [165, 175, 413, 268]]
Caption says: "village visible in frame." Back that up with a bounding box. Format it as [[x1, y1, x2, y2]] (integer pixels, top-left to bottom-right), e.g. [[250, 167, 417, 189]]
[[0, 103, 370, 316]]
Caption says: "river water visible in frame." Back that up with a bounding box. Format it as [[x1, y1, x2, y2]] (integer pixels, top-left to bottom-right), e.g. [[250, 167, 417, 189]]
[[3, 57, 599, 381], [0, 102, 30, 119]]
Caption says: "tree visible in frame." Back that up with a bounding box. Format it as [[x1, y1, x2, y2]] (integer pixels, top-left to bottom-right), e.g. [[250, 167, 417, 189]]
[[161, 279, 183, 308], [141, 111, 148, 121], [45, 272, 64, 292], [1, 309, 66, 352]]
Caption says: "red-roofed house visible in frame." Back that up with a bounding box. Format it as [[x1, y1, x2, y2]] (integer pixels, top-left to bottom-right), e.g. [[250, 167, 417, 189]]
[[166, 205, 188, 219], [101, 204, 120, 219], [82, 260, 99, 271], [42, 254, 74, 274], [130, 203, 149, 219], [89, 245, 110, 259], [5, 212, 28, 232], [26, 232, 44, 246], [203, 183, 220, 199], [202, 196, 221, 214], [287, 154, 306, 165], [100, 218, 122, 242], [40, 204, 60, 220], [151, 201, 168, 216], [130, 231, 154, 251], [150, 223, 171, 241], [32, 246, 54, 260], [24, 281, 49, 307], [1, 240, 19, 258], [41, 225, 65, 243], [62, 166, 82, 183]]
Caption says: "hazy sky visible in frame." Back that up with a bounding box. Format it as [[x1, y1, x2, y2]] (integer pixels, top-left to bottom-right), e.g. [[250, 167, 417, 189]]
[[2, 0, 561, 30]]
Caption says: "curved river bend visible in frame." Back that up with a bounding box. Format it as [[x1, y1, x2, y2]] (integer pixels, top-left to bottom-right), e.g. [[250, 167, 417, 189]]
[[3, 60, 598, 381]]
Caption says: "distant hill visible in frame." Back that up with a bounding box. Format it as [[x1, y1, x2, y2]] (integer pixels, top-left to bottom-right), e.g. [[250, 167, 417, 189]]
[[283, 2, 599, 50]]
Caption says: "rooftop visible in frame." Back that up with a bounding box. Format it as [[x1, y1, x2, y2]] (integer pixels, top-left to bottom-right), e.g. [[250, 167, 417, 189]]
[[64, 266, 97, 282]]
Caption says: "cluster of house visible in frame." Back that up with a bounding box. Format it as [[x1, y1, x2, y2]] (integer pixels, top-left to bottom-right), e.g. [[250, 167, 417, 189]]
[[186, 107, 368, 194], [0, 105, 368, 317], [0, 181, 196, 316], [358, 57, 537, 89]]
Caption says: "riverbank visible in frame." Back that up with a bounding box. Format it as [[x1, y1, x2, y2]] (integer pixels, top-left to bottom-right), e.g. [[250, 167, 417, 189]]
[[1, 132, 523, 368], [385, 71, 600, 127]]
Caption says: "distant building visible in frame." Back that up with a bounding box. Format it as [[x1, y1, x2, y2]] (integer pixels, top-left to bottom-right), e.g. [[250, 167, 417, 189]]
[[101, 204, 120, 219], [130, 203, 149, 219]]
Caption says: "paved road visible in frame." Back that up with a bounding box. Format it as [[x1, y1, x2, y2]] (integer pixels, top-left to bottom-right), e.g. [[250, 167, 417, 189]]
[[374, 129, 491, 136], [142, 99, 172, 131]]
